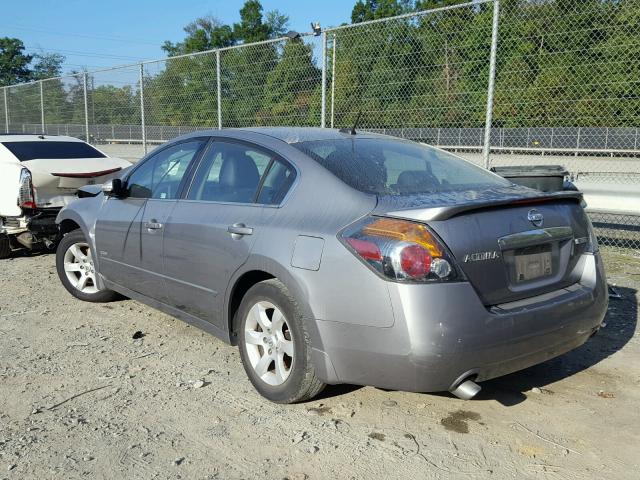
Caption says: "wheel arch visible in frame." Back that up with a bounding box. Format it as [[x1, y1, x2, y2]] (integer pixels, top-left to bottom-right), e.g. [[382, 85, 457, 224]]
[[56, 209, 91, 239], [59, 218, 82, 235], [56, 207, 106, 289], [225, 255, 321, 350]]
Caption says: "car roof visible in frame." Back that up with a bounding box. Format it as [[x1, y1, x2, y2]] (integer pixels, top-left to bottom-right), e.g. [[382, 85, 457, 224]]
[[0, 134, 84, 143], [178, 127, 392, 145], [237, 127, 389, 144]]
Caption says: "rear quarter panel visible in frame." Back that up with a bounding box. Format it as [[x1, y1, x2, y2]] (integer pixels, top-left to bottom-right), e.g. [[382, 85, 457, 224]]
[[230, 139, 394, 340]]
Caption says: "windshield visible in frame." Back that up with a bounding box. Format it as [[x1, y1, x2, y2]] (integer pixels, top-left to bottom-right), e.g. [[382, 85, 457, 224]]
[[2, 141, 106, 161], [291, 138, 509, 195]]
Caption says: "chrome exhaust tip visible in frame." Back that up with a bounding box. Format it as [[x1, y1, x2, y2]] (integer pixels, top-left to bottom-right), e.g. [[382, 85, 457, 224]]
[[450, 379, 481, 400]]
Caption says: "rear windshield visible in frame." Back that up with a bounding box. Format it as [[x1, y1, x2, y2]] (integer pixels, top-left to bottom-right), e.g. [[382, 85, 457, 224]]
[[2, 141, 106, 161], [291, 138, 509, 195]]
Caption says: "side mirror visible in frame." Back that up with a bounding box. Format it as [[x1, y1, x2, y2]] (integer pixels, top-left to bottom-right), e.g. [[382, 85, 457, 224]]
[[102, 178, 125, 197]]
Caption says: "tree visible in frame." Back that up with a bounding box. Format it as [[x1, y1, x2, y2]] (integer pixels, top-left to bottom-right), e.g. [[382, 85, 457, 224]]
[[351, 0, 413, 23], [234, 0, 271, 43], [0, 38, 32, 86], [162, 15, 235, 56], [30, 52, 65, 80], [265, 10, 290, 38], [259, 39, 320, 125]]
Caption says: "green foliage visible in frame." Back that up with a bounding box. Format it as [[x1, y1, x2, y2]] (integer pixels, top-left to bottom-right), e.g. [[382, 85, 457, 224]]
[[234, 0, 271, 43], [162, 16, 236, 56], [259, 40, 321, 125], [30, 52, 65, 80], [0, 38, 33, 86], [351, 0, 414, 23], [5, 0, 639, 133]]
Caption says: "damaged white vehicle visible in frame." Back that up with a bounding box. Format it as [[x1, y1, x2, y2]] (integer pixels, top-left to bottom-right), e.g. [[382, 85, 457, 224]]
[[0, 134, 130, 258]]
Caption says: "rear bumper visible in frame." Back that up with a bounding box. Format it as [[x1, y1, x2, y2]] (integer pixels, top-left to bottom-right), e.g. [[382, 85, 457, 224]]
[[1, 209, 60, 238], [314, 253, 608, 392]]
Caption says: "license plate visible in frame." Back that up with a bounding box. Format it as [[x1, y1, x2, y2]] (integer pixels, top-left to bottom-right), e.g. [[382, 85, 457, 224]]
[[515, 251, 552, 282]]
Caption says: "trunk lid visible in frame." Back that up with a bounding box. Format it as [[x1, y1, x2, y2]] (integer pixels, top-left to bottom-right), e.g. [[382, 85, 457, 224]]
[[376, 185, 590, 306], [22, 157, 130, 209]]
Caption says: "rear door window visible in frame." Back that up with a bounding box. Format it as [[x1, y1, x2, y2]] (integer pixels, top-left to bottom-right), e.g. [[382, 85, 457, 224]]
[[187, 140, 292, 204], [292, 138, 509, 195], [2, 141, 106, 160], [257, 160, 296, 205]]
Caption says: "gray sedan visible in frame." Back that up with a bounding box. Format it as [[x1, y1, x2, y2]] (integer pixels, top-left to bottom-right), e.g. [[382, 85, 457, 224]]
[[55, 128, 608, 403]]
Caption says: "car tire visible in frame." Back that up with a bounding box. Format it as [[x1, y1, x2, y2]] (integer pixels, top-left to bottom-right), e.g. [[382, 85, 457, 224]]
[[0, 234, 11, 259], [56, 229, 118, 303], [237, 279, 325, 403]]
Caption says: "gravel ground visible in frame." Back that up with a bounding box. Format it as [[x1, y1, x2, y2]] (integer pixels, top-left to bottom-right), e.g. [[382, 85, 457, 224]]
[[1, 250, 638, 480]]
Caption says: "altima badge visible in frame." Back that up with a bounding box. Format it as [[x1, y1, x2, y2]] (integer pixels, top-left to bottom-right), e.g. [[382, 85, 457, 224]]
[[528, 209, 544, 227], [463, 251, 501, 263]]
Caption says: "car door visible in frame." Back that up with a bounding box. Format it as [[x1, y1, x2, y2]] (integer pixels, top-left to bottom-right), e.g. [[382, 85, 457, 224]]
[[162, 139, 296, 328], [95, 138, 207, 301]]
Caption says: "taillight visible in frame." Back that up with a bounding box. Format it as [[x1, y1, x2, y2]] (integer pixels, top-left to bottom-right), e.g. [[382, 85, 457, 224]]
[[18, 168, 37, 210], [339, 216, 460, 283]]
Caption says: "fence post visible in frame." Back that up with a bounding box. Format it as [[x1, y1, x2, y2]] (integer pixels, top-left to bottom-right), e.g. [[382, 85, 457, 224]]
[[330, 33, 337, 129], [321, 31, 327, 128], [82, 73, 90, 143], [3, 88, 8, 133], [139, 63, 147, 154], [39, 81, 45, 133], [482, 0, 500, 169], [216, 50, 222, 130]]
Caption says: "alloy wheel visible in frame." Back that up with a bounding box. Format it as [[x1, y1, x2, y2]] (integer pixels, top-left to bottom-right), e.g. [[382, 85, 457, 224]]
[[63, 242, 98, 294], [244, 301, 294, 386]]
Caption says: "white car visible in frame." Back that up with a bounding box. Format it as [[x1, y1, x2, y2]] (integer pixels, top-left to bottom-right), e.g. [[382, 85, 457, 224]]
[[0, 134, 130, 258]]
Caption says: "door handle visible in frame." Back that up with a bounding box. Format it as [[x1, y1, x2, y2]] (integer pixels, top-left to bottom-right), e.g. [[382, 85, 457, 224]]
[[144, 220, 163, 230], [228, 223, 253, 236]]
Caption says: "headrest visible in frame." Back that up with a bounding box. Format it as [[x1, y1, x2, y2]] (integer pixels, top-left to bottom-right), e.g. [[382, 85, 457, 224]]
[[219, 153, 260, 189]]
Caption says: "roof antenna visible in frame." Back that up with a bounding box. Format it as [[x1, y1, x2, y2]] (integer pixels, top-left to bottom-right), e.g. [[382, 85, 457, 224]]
[[339, 111, 361, 135]]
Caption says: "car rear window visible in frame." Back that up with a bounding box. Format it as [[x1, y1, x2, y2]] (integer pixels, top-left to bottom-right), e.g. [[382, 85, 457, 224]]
[[2, 141, 106, 161], [291, 138, 509, 195]]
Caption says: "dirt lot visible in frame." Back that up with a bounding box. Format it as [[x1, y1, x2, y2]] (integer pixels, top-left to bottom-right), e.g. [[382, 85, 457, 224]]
[[1, 250, 638, 480]]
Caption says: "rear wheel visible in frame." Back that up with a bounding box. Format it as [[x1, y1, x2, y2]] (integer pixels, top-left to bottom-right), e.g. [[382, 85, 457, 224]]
[[56, 230, 118, 302], [0, 234, 10, 259], [237, 279, 325, 403]]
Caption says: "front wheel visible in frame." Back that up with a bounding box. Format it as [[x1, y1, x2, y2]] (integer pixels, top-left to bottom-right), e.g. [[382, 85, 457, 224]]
[[237, 279, 325, 403], [56, 230, 118, 303]]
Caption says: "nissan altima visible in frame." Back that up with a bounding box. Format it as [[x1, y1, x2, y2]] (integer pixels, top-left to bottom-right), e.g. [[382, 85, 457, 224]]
[[55, 128, 608, 403]]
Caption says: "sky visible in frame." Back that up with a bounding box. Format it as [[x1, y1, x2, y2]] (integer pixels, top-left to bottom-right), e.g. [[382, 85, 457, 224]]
[[1, 0, 354, 75]]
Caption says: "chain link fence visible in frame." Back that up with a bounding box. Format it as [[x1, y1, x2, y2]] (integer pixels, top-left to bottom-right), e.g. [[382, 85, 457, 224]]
[[2, 0, 639, 252]]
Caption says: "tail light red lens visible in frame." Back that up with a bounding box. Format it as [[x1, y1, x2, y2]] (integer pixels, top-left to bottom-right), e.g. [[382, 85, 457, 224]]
[[18, 168, 37, 210], [340, 216, 460, 283], [345, 238, 382, 261], [399, 244, 432, 278]]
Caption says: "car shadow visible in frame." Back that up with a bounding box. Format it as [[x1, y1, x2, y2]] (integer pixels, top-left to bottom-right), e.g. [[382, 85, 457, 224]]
[[315, 383, 364, 401], [2, 248, 52, 260], [478, 285, 637, 406]]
